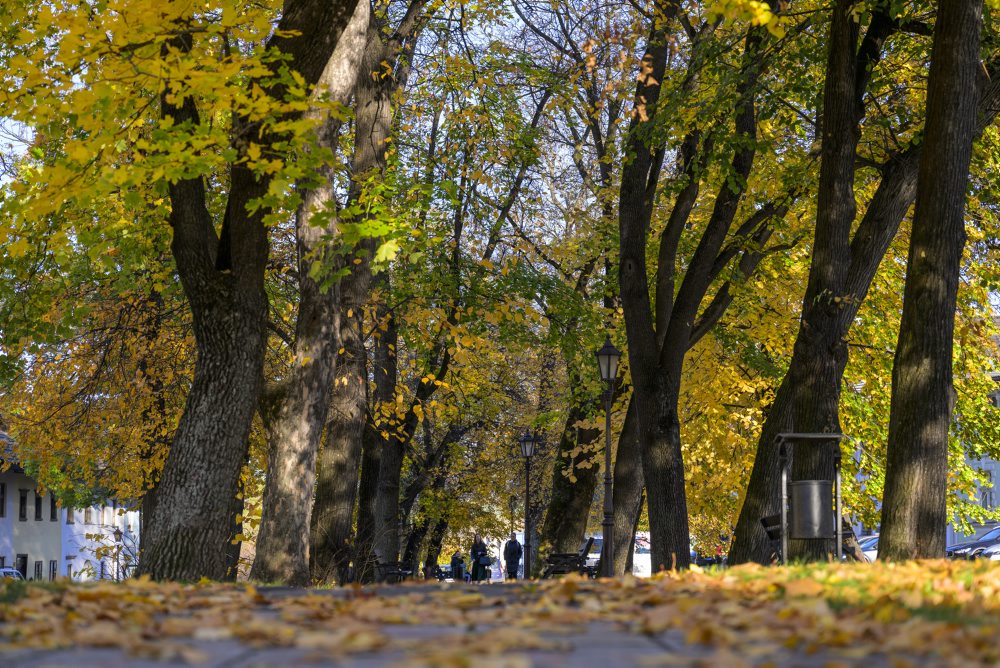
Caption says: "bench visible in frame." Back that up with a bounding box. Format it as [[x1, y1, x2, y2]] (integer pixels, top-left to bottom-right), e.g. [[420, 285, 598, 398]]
[[541, 536, 596, 578], [374, 560, 413, 583]]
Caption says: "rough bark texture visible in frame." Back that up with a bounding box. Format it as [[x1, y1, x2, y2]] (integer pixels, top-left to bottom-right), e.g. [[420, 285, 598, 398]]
[[251, 0, 369, 586], [880, 0, 982, 560], [539, 398, 601, 554], [308, 308, 369, 583], [611, 397, 643, 575], [424, 518, 448, 575], [140, 0, 361, 581]]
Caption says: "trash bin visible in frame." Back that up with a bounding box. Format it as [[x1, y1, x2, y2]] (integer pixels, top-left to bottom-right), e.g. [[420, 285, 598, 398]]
[[789, 480, 834, 539]]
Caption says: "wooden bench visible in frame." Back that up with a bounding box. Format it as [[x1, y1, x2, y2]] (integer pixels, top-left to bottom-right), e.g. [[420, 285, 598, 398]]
[[375, 560, 413, 583], [541, 536, 596, 578]]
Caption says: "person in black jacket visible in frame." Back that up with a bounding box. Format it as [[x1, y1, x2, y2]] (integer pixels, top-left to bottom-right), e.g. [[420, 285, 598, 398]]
[[503, 533, 523, 580], [470, 534, 489, 582]]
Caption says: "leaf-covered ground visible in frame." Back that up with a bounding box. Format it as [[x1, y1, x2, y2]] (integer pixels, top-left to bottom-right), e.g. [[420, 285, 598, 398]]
[[2, 560, 999, 667]]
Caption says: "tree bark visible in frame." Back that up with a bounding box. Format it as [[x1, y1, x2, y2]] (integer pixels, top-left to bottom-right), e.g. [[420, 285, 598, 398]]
[[308, 301, 369, 584], [251, 0, 369, 586], [611, 396, 643, 575], [310, 4, 425, 580], [424, 518, 448, 575], [539, 398, 601, 554], [880, 0, 982, 560], [140, 0, 361, 581]]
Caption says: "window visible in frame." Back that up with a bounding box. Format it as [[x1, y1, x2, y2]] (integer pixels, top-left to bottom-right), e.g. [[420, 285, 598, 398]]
[[0, 556, 5, 568], [99, 561, 106, 579], [34, 493, 42, 521], [34, 560, 42, 581], [0, 482, 5, 518], [84, 507, 92, 524], [66, 505, 74, 524], [989, 390, 1000, 409], [49, 560, 57, 581], [15, 554, 27, 579], [50, 496, 58, 521], [66, 562, 73, 578], [982, 471, 994, 510], [19, 489, 27, 521]]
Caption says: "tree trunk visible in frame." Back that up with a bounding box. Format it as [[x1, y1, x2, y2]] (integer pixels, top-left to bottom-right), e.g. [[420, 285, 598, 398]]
[[611, 397, 643, 575], [251, 0, 369, 585], [880, 0, 981, 560], [539, 399, 601, 554], [424, 518, 448, 576], [353, 420, 383, 583], [140, 0, 363, 582], [309, 301, 369, 584]]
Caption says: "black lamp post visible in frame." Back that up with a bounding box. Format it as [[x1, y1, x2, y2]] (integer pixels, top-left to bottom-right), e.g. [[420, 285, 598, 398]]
[[595, 335, 622, 578], [519, 430, 538, 578]]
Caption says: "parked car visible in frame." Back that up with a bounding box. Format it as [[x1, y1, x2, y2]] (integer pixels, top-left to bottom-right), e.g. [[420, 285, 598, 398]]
[[979, 542, 1000, 561], [946, 525, 1000, 559], [0, 567, 24, 580], [859, 535, 879, 562], [633, 536, 651, 577]]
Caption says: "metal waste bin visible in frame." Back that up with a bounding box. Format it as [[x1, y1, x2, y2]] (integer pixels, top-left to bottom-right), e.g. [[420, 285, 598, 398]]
[[776, 433, 846, 563], [789, 480, 834, 539]]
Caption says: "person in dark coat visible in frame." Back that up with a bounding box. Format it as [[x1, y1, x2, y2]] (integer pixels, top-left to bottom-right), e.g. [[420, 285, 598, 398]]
[[503, 533, 523, 580], [470, 534, 489, 582]]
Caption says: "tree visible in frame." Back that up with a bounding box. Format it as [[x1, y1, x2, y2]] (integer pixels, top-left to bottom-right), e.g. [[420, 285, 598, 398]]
[[879, 0, 983, 559], [250, 0, 370, 585]]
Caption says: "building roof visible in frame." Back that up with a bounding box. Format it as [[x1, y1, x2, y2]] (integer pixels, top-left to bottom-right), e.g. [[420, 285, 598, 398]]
[[0, 430, 25, 474]]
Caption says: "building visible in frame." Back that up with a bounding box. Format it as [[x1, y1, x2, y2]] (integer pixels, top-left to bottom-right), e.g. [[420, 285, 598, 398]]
[[1, 430, 140, 580]]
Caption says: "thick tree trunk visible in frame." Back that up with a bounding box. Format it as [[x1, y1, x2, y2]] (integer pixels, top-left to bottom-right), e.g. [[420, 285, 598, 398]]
[[880, 0, 981, 560], [353, 420, 383, 583], [402, 517, 429, 575], [611, 397, 643, 575], [309, 302, 369, 584], [251, 0, 369, 586], [424, 518, 448, 575], [140, 0, 363, 582], [539, 399, 601, 554]]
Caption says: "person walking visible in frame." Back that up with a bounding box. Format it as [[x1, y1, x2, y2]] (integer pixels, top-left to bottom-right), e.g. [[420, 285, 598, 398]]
[[470, 534, 489, 583], [503, 533, 523, 580]]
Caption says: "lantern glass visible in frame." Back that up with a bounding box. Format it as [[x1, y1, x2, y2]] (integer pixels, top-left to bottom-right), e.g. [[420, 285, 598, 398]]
[[519, 430, 536, 458], [595, 336, 622, 382]]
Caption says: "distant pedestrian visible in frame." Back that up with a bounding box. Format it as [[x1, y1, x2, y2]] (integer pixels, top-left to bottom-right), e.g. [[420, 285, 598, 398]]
[[470, 534, 489, 582], [503, 533, 523, 580]]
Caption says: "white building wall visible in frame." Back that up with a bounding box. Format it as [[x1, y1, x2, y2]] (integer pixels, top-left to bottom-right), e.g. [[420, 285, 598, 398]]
[[0, 470, 62, 579], [62, 502, 140, 581]]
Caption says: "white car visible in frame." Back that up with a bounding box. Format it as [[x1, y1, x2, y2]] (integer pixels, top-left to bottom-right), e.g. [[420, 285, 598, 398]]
[[0, 567, 25, 580], [980, 542, 1000, 561], [858, 534, 879, 562], [583, 536, 652, 577]]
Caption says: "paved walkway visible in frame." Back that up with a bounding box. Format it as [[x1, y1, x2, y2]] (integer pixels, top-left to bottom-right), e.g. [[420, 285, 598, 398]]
[[1, 579, 947, 668]]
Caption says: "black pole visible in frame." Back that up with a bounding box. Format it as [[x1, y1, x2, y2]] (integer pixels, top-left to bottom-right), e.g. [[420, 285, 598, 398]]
[[524, 455, 531, 578], [601, 384, 614, 577]]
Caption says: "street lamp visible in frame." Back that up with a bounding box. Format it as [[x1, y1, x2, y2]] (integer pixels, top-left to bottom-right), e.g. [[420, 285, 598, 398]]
[[112, 526, 123, 582], [595, 335, 622, 578], [519, 430, 538, 578]]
